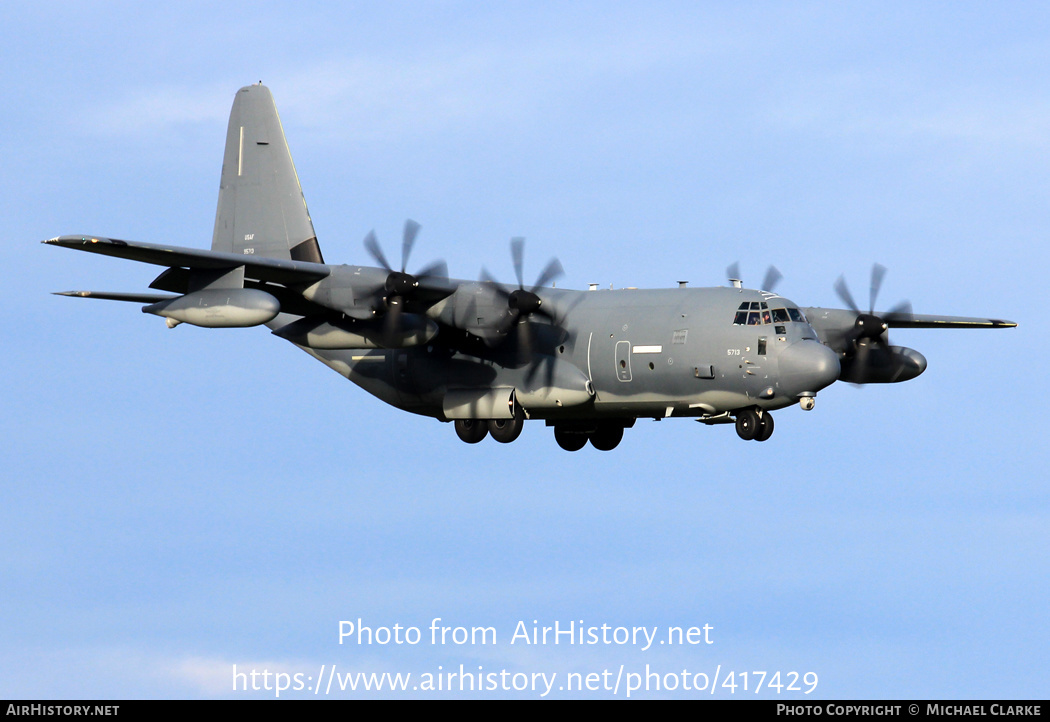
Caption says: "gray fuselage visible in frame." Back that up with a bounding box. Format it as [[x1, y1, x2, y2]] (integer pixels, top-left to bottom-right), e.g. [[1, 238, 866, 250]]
[[302, 283, 839, 423]]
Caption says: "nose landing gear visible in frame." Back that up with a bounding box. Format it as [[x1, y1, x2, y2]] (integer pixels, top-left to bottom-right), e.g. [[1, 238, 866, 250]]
[[735, 408, 774, 441]]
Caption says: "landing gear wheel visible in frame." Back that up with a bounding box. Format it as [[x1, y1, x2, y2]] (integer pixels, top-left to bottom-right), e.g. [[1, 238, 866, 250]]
[[489, 410, 524, 444], [735, 409, 760, 441], [455, 419, 488, 444], [589, 423, 624, 451], [754, 412, 774, 442], [554, 426, 588, 451]]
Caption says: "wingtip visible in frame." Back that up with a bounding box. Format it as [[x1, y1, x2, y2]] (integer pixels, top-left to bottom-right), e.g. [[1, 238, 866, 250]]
[[42, 235, 97, 246]]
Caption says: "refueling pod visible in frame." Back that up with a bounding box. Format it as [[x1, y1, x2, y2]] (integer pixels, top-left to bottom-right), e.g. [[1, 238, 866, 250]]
[[143, 288, 280, 328]]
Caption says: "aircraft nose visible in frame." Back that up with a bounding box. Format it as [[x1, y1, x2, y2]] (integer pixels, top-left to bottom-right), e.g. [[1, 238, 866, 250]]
[[779, 340, 840, 396]]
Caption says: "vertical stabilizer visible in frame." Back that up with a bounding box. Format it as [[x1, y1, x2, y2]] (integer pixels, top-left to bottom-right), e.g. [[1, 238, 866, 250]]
[[211, 84, 324, 263]]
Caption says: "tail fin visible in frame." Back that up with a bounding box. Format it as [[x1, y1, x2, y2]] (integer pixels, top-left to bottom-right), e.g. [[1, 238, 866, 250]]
[[211, 84, 324, 264]]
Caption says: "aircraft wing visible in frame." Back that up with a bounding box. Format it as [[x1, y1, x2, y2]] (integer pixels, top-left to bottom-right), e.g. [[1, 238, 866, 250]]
[[45, 233, 458, 322], [882, 312, 1016, 329], [53, 290, 179, 303], [803, 306, 1015, 355], [803, 306, 1016, 332], [43, 235, 330, 285]]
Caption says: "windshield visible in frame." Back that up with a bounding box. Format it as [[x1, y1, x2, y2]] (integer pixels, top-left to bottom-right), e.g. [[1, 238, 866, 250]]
[[733, 302, 808, 326]]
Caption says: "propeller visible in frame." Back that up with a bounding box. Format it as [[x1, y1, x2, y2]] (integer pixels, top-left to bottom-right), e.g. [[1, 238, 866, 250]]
[[363, 220, 448, 345], [762, 266, 783, 293], [833, 263, 914, 377], [480, 238, 565, 385], [725, 263, 783, 293]]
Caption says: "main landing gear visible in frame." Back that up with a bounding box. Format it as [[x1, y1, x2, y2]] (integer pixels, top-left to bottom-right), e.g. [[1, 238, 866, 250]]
[[453, 416, 631, 451], [553, 421, 627, 451], [735, 408, 774, 442], [453, 419, 488, 444], [453, 407, 525, 445]]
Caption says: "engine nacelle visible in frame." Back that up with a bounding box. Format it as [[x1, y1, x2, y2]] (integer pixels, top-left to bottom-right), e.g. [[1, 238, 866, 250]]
[[271, 314, 438, 349], [143, 289, 280, 328], [300, 265, 388, 320], [839, 345, 927, 384]]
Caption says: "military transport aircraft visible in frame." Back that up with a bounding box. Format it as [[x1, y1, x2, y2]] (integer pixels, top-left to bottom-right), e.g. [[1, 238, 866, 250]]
[[46, 84, 1016, 450]]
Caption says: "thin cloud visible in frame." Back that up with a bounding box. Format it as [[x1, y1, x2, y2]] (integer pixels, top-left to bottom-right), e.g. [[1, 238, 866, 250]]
[[83, 83, 233, 136], [79, 26, 728, 144], [767, 70, 1050, 150]]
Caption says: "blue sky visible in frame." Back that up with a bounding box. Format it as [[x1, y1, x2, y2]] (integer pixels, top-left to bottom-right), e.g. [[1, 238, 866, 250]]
[[1, 2, 1045, 699]]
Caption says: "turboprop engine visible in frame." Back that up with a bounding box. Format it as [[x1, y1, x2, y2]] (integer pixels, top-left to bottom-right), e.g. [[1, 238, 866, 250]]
[[838, 344, 927, 384]]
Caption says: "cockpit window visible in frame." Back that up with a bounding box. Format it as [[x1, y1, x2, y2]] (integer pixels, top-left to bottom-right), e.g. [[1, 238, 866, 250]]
[[734, 303, 808, 326]]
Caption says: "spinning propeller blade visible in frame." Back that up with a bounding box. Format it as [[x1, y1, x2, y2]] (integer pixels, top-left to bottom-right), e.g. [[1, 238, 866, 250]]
[[726, 263, 782, 292], [362, 220, 448, 346], [479, 239, 565, 385], [762, 266, 783, 293], [834, 264, 915, 382]]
